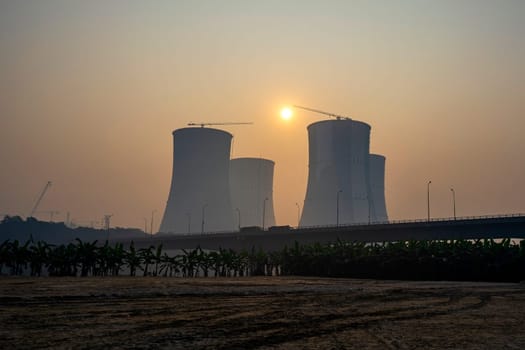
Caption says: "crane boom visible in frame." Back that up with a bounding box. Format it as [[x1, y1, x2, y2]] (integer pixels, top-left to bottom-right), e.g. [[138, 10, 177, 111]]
[[29, 181, 52, 217], [293, 105, 351, 120], [188, 122, 253, 128]]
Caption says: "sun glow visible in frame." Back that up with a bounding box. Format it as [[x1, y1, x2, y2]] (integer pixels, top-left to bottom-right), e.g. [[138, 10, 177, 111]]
[[280, 107, 293, 121]]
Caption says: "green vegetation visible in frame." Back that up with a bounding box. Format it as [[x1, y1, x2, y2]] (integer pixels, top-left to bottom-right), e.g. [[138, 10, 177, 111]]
[[0, 238, 524, 282], [280, 239, 525, 282], [0, 239, 267, 278]]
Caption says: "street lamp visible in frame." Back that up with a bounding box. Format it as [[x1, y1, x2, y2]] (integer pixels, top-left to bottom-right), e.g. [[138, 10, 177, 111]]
[[450, 187, 456, 220], [262, 197, 269, 230], [150, 210, 156, 237], [236, 208, 241, 231], [295, 202, 300, 227], [186, 212, 191, 233], [201, 204, 208, 234], [104, 214, 113, 241], [427, 181, 432, 221], [367, 195, 371, 225], [336, 190, 343, 226]]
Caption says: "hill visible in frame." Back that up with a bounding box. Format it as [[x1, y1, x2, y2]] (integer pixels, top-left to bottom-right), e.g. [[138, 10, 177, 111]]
[[0, 216, 145, 244]]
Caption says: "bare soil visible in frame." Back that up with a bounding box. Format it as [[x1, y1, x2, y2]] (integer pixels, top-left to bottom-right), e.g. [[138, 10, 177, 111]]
[[1, 276, 524, 349]]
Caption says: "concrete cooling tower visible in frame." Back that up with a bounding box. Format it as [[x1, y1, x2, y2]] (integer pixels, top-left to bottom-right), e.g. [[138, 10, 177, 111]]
[[369, 154, 388, 222], [299, 119, 372, 226], [159, 127, 235, 234], [230, 158, 276, 229]]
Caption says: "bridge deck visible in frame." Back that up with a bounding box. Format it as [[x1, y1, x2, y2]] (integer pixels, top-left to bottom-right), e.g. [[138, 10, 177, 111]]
[[123, 215, 525, 251]]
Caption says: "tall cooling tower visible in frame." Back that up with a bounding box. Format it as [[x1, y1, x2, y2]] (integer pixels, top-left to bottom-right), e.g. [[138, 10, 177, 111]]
[[159, 127, 235, 234], [230, 158, 276, 228], [300, 119, 371, 226], [369, 154, 388, 222]]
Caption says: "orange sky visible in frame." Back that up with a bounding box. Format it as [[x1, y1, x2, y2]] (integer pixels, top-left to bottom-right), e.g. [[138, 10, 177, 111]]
[[1, 1, 524, 230]]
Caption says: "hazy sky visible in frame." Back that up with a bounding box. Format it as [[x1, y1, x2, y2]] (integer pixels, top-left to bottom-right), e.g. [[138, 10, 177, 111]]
[[1, 0, 524, 229]]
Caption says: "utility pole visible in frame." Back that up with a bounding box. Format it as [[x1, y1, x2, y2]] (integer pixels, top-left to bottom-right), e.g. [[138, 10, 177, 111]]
[[235, 208, 241, 231], [143, 218, 148, 238]]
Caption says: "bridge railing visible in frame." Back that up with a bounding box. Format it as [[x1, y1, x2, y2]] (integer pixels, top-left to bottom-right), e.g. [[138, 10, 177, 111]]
[[156, 213, 525, 238], [297, 213, 525, 230]]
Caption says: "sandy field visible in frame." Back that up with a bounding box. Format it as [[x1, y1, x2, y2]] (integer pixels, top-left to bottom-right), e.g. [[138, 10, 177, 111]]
[[0, 276, 524, 349]]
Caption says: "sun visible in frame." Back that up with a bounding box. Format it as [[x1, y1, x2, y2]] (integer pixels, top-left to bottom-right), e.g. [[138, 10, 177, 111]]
[[280, 107, 293, 121]]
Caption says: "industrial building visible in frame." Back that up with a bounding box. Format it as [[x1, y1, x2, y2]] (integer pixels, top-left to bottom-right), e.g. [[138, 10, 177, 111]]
[[300, 119, 388, 227], [159, 127, 235, 234], [369, 154, 388, 222], [159, 109, 387, 233], [230, 157, 276, 229]]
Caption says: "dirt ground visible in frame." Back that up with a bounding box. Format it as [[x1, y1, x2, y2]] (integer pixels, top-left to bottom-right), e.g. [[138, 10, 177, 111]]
[[0, 277, 524, 349]]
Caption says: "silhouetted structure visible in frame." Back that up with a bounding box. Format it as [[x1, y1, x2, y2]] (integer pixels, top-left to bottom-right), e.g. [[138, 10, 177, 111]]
[[159, 127, 235, 234], [369, 154, 388, 222], [300, 119, 372, 226], [230, 158, 276, 228]]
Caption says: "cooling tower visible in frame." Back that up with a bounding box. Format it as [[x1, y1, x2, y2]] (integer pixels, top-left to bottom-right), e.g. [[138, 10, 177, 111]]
[[299, 119, 371, 226], [159, 127, 235, 234], [369, 154, 388, 222], [230, 158, 276, 229]]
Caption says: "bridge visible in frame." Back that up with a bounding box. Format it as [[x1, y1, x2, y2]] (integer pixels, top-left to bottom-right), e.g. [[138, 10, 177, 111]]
[[126, 214, 525, 251]]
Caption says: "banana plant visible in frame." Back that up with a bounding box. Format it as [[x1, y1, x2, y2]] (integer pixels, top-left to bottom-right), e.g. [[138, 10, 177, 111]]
[[125, 242, 142, 276], [30, 240, 52, 276]]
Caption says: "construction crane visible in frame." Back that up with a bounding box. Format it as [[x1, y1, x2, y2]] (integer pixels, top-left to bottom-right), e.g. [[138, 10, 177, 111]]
[[293, 105, 351, 120], [29, 181, 52, 218], [187, 122, 253, 128]]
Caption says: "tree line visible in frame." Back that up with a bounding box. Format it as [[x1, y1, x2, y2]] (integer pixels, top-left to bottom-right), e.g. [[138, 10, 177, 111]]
[[1, 238, 524, 282]]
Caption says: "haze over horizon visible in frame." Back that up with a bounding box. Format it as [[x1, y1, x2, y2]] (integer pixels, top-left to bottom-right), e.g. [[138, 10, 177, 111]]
[[1, 0, 524, 230]]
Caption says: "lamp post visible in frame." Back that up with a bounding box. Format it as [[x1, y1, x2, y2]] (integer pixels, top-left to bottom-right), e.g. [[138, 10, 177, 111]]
[[295, 202, 300, 227], [104, 214, 113, 241], [186, 212, 191, 233], [367, 195, 371, 225], [336, 190, 342, 226], [143, 218, 148, 238], [201, 204, 208, 234], [450, 187, 456, 220], [236, 208, 241, 231], [262, 197, 268, 230], [150, 210, 156, 238], [427, 181, 432, 221]]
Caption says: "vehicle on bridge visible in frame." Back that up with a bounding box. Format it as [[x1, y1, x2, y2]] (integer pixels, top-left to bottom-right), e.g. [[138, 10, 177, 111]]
[[268, 225, 292, 233], [240, 226, 263, 233]]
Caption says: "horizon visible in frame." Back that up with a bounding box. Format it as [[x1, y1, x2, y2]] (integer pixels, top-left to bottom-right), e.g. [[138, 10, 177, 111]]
[[1, 1, 524, 230]]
